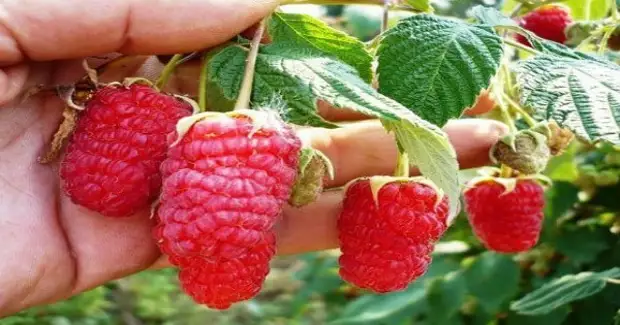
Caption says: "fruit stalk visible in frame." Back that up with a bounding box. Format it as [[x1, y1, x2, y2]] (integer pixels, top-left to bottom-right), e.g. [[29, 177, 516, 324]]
[[502, 93, 536, 127], [155, 54, 183, 89], [503, 38, 540, 55], [381, 0, 390, 33], [198, 53, 209, 112], [234, 18, 267, 111], [394, 152, 410, 178]]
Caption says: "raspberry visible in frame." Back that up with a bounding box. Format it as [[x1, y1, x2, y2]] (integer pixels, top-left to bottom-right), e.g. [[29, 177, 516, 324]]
[[337, 178, 449, 293], [60, 83, 192, 217], [491, 128, 551, 175], [516, 5, 573, 46], [154, 111, 302, 309], [288, 148, 332, 208], [464, 178, 545, 253]]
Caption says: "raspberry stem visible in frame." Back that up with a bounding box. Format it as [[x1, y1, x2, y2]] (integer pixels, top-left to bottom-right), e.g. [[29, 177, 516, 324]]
[[155, 54, 183, 90], [198, 54, 209, 112], [503, 38, 541, 55], [394, 152, 410, 178], [598, 2, 619, 54], [381, 0, 390, 33], [502, 93, 537, 127], [500, 164, 513, 178], [234, 17, 267, 111]]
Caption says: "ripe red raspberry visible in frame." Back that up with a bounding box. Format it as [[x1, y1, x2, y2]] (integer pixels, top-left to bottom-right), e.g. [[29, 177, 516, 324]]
[[464, 178, 545, 253], [338, 178, 449, 293], [154, 111, 302, 309], [516, 5, 573, 46], [60, 83, 192, 217]]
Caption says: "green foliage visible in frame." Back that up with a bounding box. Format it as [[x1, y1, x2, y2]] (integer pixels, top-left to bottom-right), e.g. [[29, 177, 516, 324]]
[[426, 272, 467, 324], [268, 12, 373, 82], [377, 14, 504, 126], [511, 268, 620, 315], [516, 55, 620, 145], [464, 252, 521, 313]]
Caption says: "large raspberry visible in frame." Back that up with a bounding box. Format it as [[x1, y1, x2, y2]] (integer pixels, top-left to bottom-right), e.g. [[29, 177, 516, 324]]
[[464, 178, 545, 253], [60, 83, 192, 217], [338, 177, 449, 293], [154, 111, 302, 309], [516, 5, 573, 46]]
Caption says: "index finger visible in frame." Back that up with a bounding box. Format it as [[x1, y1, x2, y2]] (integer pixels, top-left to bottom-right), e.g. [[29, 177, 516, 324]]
[[0, 0, 278, 66]]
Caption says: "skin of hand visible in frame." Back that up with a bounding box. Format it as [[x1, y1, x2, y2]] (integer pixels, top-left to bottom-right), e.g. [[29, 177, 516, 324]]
[[0, 0, 508, 317]]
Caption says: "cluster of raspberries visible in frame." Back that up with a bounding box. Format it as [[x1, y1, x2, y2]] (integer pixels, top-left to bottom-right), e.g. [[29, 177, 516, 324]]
[[57, 82, 546, 308]]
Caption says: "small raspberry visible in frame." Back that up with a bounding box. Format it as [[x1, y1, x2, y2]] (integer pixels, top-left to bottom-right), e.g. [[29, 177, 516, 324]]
[[338, 178, 449, 293], [288, 148, 332, 208], [491, 128, 551, 175], [516, 5, 573, 46], [464, 178, 545, 253], [60, 83, 192, 217], [154, 110, 302, 309]]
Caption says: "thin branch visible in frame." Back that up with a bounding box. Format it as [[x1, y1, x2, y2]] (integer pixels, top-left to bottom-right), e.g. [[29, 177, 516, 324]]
[[234, 18, 267, 111], [504, 38, 542, 55]]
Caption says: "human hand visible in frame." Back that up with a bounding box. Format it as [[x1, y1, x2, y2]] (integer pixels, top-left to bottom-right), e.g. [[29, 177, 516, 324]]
[[0, 0, 507, 316]]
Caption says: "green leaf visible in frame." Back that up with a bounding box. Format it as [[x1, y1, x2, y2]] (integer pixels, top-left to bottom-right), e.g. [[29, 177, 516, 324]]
[[426, 272, 467, 324], [506, 306, 570, 325], [404, 0, 433, 13], [570, 286, 620, 325], [511, 268, 620, 315], [209, 44, 461, 214], [269, 12, 373, 82], [329, 286, 427, 325], [464, 252, 520, 313], [383, 120, 459, 215], [377, 14, 504, 126], [515, 55, 620, 145], [469, 5, 519, 28]]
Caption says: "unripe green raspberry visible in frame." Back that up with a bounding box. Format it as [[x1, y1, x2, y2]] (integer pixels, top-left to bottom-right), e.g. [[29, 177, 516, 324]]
[[288, 148, 334, 207], [491, 124, 551, 175]]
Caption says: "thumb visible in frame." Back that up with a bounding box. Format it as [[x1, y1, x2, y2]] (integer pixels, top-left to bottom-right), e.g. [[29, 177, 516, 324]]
[[0, 0, 279, 67]]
